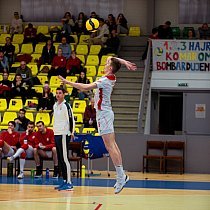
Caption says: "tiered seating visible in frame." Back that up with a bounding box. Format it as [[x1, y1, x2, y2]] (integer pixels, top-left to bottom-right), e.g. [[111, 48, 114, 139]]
[[76, 44, 89, 55], [20, 44, 33, 54], [7, 99, 23, 112], [12, 34, 24, 44], [128, 26, 141, 36]]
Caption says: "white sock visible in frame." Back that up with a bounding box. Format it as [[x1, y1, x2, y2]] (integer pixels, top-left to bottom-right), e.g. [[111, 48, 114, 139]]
[[13, 148, 24, 159], [115, 165, 125, 178], [19, 158, 25, 173]]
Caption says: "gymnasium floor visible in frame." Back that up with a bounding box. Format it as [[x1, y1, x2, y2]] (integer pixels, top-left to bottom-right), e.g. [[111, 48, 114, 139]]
[[0, 172, 210, 210]]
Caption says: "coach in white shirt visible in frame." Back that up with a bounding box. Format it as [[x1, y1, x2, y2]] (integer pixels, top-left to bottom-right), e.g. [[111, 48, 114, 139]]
[[53, 87, 75, 191]]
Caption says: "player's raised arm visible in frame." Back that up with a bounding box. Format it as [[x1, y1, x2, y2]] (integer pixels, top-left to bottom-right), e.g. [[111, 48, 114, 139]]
[[58, 75, 97, 91], [114, 57, 137, 71]]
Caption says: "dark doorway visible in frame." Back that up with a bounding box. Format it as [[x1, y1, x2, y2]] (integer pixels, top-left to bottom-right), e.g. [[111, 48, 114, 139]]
[[159, 92, 183, 134]]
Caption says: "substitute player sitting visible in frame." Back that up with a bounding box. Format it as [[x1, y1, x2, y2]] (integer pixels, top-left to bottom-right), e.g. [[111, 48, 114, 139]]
[[34, 121, 59, 178], [59, 56, 137, 194], [0, 121, 20, 159], [8, 121, 36, 179]]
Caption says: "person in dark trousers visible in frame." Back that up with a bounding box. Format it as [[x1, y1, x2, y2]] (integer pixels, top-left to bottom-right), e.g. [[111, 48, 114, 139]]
[[14, 109, 30, 131], [53, 87, 75, 191]]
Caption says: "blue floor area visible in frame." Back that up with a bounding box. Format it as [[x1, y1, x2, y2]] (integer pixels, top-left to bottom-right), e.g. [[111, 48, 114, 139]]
[[1, 176, 210, 191]]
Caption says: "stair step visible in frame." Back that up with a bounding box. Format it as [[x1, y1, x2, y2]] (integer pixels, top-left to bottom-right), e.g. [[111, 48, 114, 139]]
[[120, 36, 148, 46], [120, 46, 145, 51], [115, 115, 138, 120], [115, 127, 138, 133], [112, 93, 140, 99], [116, 70, 144, 77], [112, 100, 139, 107], [116, 77, 142, 83], [113, 89, 141, 94], [114, 83, 142, 89], [113, 107, 139, 113], [118, 51, 144, 57]]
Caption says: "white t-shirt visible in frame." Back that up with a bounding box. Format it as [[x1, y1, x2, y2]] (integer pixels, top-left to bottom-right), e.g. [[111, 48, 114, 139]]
[[53, 100, 75, 135], [94, 75, 116, 111]]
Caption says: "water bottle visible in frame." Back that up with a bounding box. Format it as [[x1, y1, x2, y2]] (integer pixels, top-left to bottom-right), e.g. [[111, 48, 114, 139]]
[[31, 169, 35, 178], [46, 168, 50, 179], [7, 163, 13, 177], [81, 165, 86, 178]]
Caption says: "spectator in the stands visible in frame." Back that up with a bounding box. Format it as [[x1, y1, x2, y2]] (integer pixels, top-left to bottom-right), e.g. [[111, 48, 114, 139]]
[[48, 48, 66, 78], [142, 27, 159, 61], [75, 12, 87, 35], [106, 14, 117, 33], [90, 11, 99, 19], [198, 23, 210, 40], [98, 29, 120, 58], [11, 74, 27, 103], [116, 13, 128, 35], [71, 71, 90, 99], [0, 72, 12, 100], [158, 21, 173, 39], [23, 23, 37, 50], [187, 29, 196, 39], [58, 36, 71, 60], [66, 50, 83, 76], [16, 61, 33, 85], [3, 37, 15, 66], [41, 39, 55, 64], [14, 109, 30, 131], [0, 51, 9, 73], [83, 97, 97, 130], [10, 12, 23, 34], [88, 18, 109, 46], [37, 83, 55, 111], [61, 12, 75, 35]]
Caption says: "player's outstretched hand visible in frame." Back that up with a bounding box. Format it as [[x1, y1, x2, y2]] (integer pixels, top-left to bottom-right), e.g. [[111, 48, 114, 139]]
[[125, 61, 137, 71], [58, 75, 68, 84]]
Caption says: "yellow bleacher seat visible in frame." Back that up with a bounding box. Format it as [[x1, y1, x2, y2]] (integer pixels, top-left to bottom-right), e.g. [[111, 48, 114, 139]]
[[0, 34, 10, 43], [54, 43, 60, 54], [20, 44, 33, 54], [70, 44, 75, 51], [85, 66, 97, 77], [12, 34, 24, 44], [34, 43, 45, 54], [27, 64, 38, 76], [31, 53, 41, 63], [128, 26, 141, 36], [37, 75, 48, 85], [13, 44, 20, 54], [32, 86, 43, 94], [7, 99, 23, 111], [86, 55, 99, 66], [50, 87, 57, 95], [66, 76, 77, 83], [0, 99, 7, 111], [73, 100, 86, 113], [73, 113, 83, 124], [67, 87, 73, 95], [24, 99, 38, 108], [35, 112, 50, 126], [0, 112, 17, 126], [50, 76, 61, 87], [79, 35, 90, 44], [70, 35, 78, 44], [76, 55, 85, 64], [74, 127, 80, 133], [82, 128, 96, 134], [8, 73, 15, 81], [25, 112, 34, 122], [94, 133, 99, 136], [87, 76, 93, 83], [89, 45, 101, 55], [37, 26, 49, 35], [97, 65, 105, 77], [100, 55, 109, 65], [76, 44, 88, 55], [0, 74, 2, 81]]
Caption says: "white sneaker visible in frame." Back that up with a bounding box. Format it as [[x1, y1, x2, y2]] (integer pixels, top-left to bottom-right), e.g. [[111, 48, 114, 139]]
[[114, 175, 129, 194], [17, 172, 24, 179], [7, 156, 14, 162]]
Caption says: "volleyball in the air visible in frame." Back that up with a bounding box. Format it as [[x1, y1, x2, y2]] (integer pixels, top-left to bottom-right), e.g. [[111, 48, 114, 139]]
[[86, 18, 99, 32]]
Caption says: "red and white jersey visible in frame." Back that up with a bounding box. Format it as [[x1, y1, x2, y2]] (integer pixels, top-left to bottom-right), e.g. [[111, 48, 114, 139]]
[[19, 132, 37, 148], [94, 75, 116, 111], [0, 131, 20, 146]]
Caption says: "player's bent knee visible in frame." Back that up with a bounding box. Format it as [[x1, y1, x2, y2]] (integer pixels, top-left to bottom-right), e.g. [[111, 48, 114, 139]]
[[52, 147, 56, 153]]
